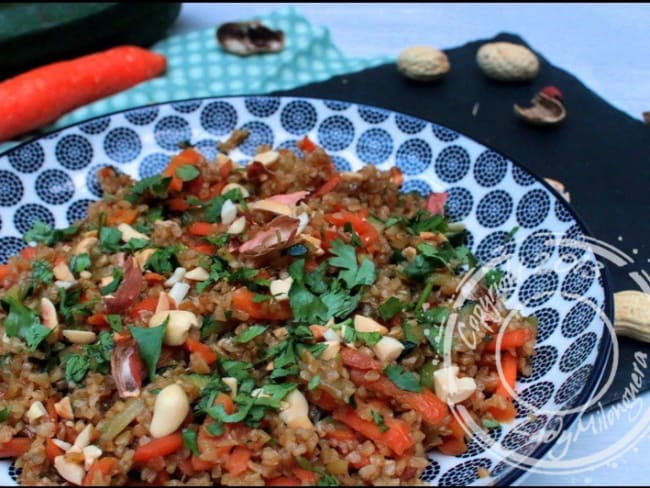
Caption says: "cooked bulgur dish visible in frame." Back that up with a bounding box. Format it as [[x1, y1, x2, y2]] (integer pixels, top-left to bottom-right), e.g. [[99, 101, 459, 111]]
[[0, 135, 537, 485]]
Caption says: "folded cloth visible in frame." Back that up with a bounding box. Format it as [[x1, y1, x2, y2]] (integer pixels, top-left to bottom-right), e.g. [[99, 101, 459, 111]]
[[52, 7, 389, 130]]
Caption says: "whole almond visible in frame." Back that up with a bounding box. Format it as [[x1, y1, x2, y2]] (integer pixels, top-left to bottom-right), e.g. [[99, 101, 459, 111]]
[[397, 46, 450, 82], [476, 42, 539, 81]]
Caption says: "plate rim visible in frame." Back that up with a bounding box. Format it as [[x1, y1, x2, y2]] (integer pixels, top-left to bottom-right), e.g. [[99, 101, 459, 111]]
[[0, 95, 614, 486]]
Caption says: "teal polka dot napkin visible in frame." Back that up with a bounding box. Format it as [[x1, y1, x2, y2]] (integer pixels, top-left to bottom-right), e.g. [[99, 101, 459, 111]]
[[52, 6, 391, 129]]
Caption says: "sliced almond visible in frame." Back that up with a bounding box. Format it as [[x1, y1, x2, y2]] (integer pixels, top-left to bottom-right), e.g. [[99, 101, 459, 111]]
[[54, 397, 74, 420], [73, 236, 98, 256], [54, 455, 84, 485], [222, 377, 238, 399], [117, 223, 148, 242], [62, 330, 97, 345], [134, 248, 156, 269], [169, 282, 190, 305], [83, 445, 103, 471], [149, 310, 199, 346], [247, 199, 294, 216], [373, 336, 405, 363], [320, 341, 341, 361], [72, 424, 93, 450], [52, 439, 72, 451], [298, 233, 324, 256], [270, 277, 293, 301], [26, 401, 47, 423], [252, 150, 279, 166], [40, 297, 59, 329], [227, 216, 247, 235], [53, 262, 75, 282], [185, 267, 210, 281], [155, 291, 175, 314], [354, 315, 388, 335], [221, 199, 238, 225]]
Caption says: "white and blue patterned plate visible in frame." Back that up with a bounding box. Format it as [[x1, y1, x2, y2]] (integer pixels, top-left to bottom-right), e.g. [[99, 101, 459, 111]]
[[0, 97, 613, 486]]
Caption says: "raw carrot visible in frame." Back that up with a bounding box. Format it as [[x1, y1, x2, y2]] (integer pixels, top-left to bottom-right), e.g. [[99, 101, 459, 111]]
[[292, 466, 317, 485], [438, 436, 467, 456], [45, 438, 63, 463], [231, 287, 292, 321], [308, 388, 342, 412], [325, 211, 380, 252], [348, 368, 448, 427], [340, 347, 383, 371], [191, 456, 216, 471], [214, 393, 235, 415], [266, 477, 302, 486], [488, 398, 518, 422], [167, 198, 190, 212], [162, 148, 203, 192], [20, 247, 38, 260], [495, 352, 518, 400], [0, 264, 12, 282], [188, 221, 216, 237], [0, 46, 167, 142], [332, 406, 413, 456], [184, 338, 217, 365], [86, 313, 108, 327], [129, 296, 158, 320], [484, 329, 533, 352], [0, 437, 31, 458], [106, 208, 138, 226], [308, 324, 328, 340], [296, 136, 317, 153], [224, 446, 251, 476], [191, 242, 217, 255], [133, 432, 183, 463], [313, 173, 341, 197], [144, 272, 166, 284], [83, 456, 118, 486], [324, 426, 357, 442]]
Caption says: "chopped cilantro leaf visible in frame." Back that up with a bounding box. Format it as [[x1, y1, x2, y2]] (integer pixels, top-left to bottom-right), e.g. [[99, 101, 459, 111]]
[[23, 221, 79, 246], [384, 364, 422, 393], [182, 429, 200, 456], [70, 253, 91, 275], [371, 410, 389, 432], [0, 407, 11, 423], [378, 297, 403, 321], [129, 321, 167, 380], [31, 259, 54, 287], [106, 314, 123, 332], [1, 296, 51, 350], [175, 165, 200, 182], [308, 375, 321, 390], [100, 268, 123, 295], [99, 227, 122, 253], [145, 245, 182, 274], [505, 225, 520, 241], [126, 175, 172, 204], [482, 418, 501, 429], [484, 268, 505, 288], [235, 324, 268, 343]]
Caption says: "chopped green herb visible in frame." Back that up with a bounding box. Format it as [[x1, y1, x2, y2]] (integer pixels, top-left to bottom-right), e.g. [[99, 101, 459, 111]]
[[356, 331, 382, 346], [129, 321, 167, 380], [384, 364, 422, 393], [378, 297, 403, 321], [122, 238, 149, 253], [252, 294, 272, 303], [505, 225, 520, 241], [70, 253, 91, 275], [65, 354, 89, 384], [371, 410, 389, 432], [58, 287, 96, 322], [204, 234, 231, 247], [30, 259, 53, 287], [175, 165, 200, 182], [100, 268, 123, 295], [126, 175, 172, 204], [235, 325, 268, 343], [0, 407, 11, 423], [484, 268, 505, 288], [296, 456, 340, 486], [219, 359, 253, 383], [99, 227, 122, 253], [106, 314, 123, 332], [145, 245, 182, 274], [482, 418, 501, 429], [182, 429, 200, 456], [308, 375, 321, 390], [205, 422, 224, 436], [23, 221, 79, 246], [1, 296, 51, 350]]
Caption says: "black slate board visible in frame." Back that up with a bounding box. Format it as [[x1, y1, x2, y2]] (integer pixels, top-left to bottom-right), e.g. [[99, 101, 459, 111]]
[[273, 33, 650, 410]]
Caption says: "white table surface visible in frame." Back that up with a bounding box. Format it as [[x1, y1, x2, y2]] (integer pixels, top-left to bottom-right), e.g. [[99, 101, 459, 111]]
[[171, 3, 650, 485]]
